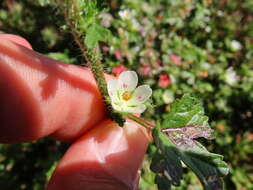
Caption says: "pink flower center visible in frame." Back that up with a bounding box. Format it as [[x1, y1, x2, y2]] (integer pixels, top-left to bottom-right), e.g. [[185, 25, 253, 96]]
[[137, 96, 143, 101], [123, 84, 128, 88]]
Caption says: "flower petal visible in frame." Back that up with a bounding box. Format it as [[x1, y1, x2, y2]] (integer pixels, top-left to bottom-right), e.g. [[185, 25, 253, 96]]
[[117, 71, 138, 91], [107, 79, 118, 98], [111, 101, 124, 112], [123, 104, 147, 114], [129, 85, 152, 104]]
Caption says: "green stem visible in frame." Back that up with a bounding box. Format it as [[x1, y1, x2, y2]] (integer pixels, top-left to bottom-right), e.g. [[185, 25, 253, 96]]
[[55, 0, 125, 126], [87, 47, 125, 126], [126, 114, 155, 130]]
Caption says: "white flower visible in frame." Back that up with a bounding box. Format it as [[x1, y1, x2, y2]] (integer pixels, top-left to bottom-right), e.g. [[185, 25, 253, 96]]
[[205, 26, 211, 33], [107, 71, 152, 114], [224, 67, 239, 85], [99, 12, 113, 28], [162, 90, 174, 104], [204, 16, 211, 23], [217, 10, 224, 17], [231, 40, 242, 51], [119, 10, 131, 20]]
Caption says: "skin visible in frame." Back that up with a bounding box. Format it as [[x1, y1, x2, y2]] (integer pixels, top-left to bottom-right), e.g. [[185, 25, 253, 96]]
[[0, 34, 149, 190]]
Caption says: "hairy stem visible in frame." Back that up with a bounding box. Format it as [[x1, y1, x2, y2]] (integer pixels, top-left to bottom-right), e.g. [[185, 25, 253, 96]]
[[55, 0, 125, 126], [126, 114, 155, 130]]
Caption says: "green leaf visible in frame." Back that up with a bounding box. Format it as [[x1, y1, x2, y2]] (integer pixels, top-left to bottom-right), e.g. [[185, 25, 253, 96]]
[[155, 175, 172, 190], [46, 50, 76, 64], [152, 94, 229, 189], [178, 143, 229, 190], [151, 149, 183, 186], [46, 161, 58, 182], [151, 128, 183, 189], [153, 128, 229, 190], [162, 94, 210, 129], [85, 23, 111, 49], [37, 0, 51, 6]]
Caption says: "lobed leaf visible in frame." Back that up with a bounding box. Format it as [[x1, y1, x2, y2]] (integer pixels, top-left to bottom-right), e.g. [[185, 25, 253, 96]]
[[152, 94, 229, 190], [85, 23, 111, 49], [162, 94, 210, 129]]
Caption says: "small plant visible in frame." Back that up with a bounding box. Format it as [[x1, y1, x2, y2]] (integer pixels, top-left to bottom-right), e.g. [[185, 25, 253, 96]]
[[48, 1, 229, 189], [2, 0, 253, 189]]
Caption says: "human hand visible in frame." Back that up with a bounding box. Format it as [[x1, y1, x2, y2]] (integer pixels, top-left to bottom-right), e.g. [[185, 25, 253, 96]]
[[0, 34, 149, 190]]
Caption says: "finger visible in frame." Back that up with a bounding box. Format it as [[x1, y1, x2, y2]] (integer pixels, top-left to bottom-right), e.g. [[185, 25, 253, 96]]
[[46, 120, 149, 190], [0, 37, 106, 143], [0, 34, 33, 49]]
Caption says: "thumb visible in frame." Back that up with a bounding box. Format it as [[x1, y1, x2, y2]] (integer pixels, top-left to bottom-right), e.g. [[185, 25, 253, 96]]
[[0, 36, 106, 143], [0, 34, 33, 49], [46, 120, 149, 190]]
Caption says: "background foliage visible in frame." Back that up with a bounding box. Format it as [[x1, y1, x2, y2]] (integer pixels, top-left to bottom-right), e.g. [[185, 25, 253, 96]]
[[0, 0, 253, 189]]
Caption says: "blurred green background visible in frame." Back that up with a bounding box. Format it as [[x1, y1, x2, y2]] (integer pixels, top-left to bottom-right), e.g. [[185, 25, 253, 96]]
[[0, 0, 253, 189]]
